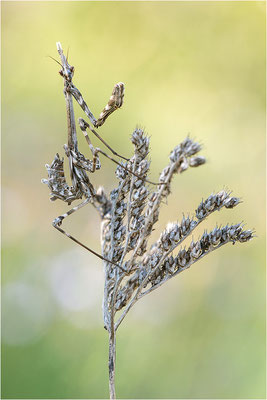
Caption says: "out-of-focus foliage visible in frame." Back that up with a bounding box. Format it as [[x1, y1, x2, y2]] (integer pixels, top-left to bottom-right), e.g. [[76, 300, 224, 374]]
[[2, 2, 265, 399]]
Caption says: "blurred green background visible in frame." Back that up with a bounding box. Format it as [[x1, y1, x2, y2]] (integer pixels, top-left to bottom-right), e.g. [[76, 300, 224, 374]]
[[2, 1, 265, 399]]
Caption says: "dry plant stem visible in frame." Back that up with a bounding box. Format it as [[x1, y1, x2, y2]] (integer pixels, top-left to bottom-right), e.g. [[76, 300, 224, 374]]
[[103, 162, 139, 398], [106, 160, 139, 397], [115, 162, 184, 330], [108, 315, 117, 399], [127, 160, 180, 267], [103, 264, 118, 399], [43, 42, 254, 400]]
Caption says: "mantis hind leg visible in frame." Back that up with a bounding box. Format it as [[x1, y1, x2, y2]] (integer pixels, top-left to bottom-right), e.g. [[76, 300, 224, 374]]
[[52, 199, 122, 268]]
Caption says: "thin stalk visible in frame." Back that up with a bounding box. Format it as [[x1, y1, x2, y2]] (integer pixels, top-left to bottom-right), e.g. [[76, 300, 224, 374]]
[[108, 324, 116, 399]]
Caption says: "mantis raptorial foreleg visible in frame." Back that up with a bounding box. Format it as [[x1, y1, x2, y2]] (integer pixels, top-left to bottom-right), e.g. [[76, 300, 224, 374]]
[[69, 81, 124, 127], [69, 82, 129, 161]]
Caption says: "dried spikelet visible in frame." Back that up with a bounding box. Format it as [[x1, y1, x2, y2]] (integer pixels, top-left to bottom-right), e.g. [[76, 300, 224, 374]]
[[112, 189, 250, 312]]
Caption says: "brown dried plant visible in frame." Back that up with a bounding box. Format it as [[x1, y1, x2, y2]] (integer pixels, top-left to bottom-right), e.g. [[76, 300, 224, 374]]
[[42, 42, 253, 399]]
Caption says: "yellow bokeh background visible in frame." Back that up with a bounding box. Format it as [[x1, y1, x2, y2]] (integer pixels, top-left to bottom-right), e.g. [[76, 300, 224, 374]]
[[2, 1, 265, 399]]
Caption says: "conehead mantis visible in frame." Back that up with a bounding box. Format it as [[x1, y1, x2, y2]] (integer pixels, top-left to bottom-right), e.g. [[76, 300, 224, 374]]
[[42, 42, 164, 266]]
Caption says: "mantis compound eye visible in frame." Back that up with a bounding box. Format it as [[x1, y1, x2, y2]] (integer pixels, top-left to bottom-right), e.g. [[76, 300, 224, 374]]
[[65, 66, 74, 81]]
